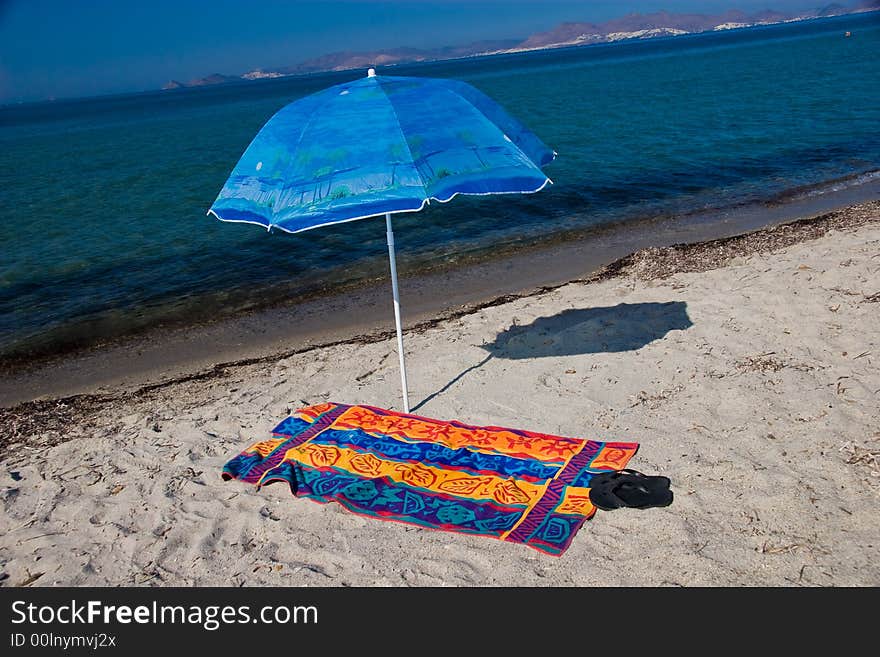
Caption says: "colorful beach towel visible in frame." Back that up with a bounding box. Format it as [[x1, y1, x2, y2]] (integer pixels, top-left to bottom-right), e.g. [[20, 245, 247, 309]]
[[222, 403, 639, 555]]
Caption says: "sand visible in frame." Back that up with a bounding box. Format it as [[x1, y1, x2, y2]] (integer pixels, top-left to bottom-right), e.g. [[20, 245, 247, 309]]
[[1, 202, 878, 587]]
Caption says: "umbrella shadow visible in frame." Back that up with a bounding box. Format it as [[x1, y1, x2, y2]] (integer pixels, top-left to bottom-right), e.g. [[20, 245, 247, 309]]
[[411, 354, 493, 413], [482, 301, 693, 359], [412, 301, 691, 412]]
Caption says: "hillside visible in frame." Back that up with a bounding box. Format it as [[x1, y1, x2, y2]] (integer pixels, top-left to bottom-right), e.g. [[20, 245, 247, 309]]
[[163, 3, 875, 90]]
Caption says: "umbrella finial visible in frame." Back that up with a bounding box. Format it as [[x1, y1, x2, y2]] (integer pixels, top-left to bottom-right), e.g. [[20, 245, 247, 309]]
[[367, 68, 376, 78]]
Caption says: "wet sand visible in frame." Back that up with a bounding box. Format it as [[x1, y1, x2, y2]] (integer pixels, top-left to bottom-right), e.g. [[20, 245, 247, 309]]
[[0, 200, 878, 586]]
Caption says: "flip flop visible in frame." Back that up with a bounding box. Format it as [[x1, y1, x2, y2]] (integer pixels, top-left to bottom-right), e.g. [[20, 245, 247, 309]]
[[588, 469, 673, 511]]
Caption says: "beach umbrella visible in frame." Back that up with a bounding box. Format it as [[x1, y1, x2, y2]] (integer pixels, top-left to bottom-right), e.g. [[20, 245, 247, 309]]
[[209, 68, 555, 412]]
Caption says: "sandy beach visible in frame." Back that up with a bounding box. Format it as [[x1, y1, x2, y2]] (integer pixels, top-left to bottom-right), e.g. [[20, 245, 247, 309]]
[[1, 200, 878, 587]]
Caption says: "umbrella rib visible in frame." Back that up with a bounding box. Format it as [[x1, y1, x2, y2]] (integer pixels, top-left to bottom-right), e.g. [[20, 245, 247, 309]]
[[209, 90, 337, 228], [442, 84, 554, 173], [268, 88, 341, 225], [374, 77, 430, 205]]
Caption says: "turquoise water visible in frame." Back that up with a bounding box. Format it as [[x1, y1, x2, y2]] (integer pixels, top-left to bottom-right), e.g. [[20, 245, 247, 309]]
[[1, 12, 879, 358]]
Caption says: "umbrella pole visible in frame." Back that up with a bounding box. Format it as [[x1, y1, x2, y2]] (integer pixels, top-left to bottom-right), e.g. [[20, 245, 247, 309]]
[[385, 212, 410, 413]]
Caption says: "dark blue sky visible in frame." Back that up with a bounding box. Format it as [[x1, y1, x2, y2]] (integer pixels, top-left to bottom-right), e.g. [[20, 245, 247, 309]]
[[0, 0, 833, 102]]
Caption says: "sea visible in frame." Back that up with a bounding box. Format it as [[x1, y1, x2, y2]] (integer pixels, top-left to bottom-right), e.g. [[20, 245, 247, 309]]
[[1, 12, 878, 360]]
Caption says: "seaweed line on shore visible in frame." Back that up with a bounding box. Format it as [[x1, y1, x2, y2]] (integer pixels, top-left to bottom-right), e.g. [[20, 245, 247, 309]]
[[1, 199, 878, 455]]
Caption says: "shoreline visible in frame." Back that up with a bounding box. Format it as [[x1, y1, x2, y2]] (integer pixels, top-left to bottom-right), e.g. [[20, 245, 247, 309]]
[[1, 173, 878, 408], [1, 178, 878, 408], [1, 196, 877, 419]]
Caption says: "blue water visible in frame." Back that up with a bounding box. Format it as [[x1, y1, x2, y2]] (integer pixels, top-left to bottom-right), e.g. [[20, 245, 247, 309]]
[[1, 12, 879, 358]]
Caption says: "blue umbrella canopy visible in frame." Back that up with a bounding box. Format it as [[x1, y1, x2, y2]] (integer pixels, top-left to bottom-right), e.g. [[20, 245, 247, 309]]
[[209, 70, 556, 412], [208, 72, 556, 233]]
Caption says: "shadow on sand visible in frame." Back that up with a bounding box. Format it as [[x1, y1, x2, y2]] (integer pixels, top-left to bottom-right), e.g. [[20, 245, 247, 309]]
[[412, 301, 692, 411], [482, 301, 693, 360]]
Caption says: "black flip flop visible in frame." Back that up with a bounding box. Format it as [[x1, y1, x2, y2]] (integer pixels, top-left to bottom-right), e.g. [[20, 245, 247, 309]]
[[588, 469, 673, 511]]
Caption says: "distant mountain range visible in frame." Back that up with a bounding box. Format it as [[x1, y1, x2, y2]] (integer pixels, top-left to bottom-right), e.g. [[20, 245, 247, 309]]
[[162, 2, 879, 90]]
